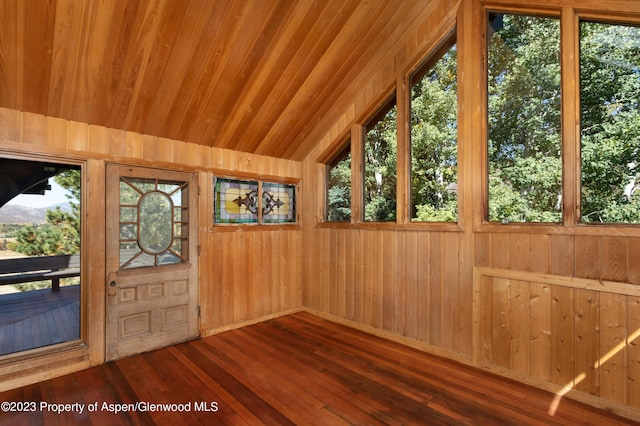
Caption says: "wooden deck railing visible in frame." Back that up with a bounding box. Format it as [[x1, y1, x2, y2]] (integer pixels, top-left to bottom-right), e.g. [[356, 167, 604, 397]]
[[0, 254, 80, 291]]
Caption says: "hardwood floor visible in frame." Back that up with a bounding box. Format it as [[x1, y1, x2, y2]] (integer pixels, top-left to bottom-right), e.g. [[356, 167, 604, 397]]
[[1, 312, 637, 425]]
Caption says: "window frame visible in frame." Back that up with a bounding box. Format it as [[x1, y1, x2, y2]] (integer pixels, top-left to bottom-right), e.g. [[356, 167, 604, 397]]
[[0, 152, 86, 359], [318, 26, 462, 232], [577, 17, 640, 225], [477, 3, 640, 236], [212, 175, 299, 227], [485, 10, 563, 226], [362, 93, 398, 223], [408, 33, 459, 224]]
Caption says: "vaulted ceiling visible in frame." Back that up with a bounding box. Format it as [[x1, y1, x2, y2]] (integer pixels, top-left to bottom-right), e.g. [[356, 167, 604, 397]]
[[0, 0, 432, 161]]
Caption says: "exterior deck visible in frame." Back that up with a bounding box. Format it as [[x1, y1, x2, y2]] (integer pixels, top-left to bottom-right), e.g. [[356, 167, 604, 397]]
[[0, 285, 80, 356]]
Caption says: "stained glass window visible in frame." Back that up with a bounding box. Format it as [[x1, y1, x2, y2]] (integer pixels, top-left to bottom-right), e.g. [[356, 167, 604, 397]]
[[213, 177, 297, 225], [214, 178, 259, 224], [262, 182, 296, 224], [119, 177, 188, 269]]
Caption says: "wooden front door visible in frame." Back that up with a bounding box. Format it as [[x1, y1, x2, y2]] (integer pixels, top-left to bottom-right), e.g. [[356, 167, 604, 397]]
[[105, 165, 199, 361]]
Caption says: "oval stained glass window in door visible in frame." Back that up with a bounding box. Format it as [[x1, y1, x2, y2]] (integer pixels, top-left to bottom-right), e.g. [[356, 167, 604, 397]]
[[138, 191, 173, 254]]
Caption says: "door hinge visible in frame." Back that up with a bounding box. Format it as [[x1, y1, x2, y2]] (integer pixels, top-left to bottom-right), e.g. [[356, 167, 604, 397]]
[[197, 305, 201, 317], [197, 245, 201, 256]]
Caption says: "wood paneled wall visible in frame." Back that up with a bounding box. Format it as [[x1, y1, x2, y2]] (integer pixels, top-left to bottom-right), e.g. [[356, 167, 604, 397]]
[[301, 0, 470, 361], [200, 226, 303, 334], [475, 266, 640, 416], [300, 0, 640, 420], [0, 107, 302, 391], [303, 228, 471, 359]]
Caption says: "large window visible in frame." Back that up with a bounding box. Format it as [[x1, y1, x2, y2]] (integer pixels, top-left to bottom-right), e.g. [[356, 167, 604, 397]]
[[323, 37, 459, 226], [364, 96, 397, 222], [410, 39, 458, 222], [0, 158, 81, 356], [487, 12, 562, 223], [580, 21, 640, 223]]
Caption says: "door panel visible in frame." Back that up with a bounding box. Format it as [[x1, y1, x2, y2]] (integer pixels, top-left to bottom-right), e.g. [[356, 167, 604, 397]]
[[106, 165, 198, 361]]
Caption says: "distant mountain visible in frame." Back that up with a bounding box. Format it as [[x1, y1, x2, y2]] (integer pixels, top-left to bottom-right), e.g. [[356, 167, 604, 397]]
[[0, 203, 72, 224]]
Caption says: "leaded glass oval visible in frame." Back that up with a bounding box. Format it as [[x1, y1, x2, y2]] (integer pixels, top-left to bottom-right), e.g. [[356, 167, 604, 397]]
[[138, 191, 173, 254]]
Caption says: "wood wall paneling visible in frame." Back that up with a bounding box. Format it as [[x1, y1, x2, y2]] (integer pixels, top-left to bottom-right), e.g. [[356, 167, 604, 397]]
[[628, 296, 640, 408], [1, 0, 446, 161], [599, 292, 627, 404], [2, 0, 640, 421], [476, 269, 640, 417], [0, 107, 302, 392], [301, 0, 640, 420], [574, 289, 599, 395]]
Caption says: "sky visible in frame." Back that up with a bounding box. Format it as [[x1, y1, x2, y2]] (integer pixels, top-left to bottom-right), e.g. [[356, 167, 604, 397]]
[[6, 179, 73, 208]]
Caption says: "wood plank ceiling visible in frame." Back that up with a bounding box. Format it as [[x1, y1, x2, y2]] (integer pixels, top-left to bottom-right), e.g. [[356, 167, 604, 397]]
[[0, 0, 432, 161]]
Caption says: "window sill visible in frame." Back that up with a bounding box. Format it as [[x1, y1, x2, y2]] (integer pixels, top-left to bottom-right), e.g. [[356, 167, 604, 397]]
[[476, 221, 640, 237], [210, 224, 301, 233], [317, 221, 462, 232]]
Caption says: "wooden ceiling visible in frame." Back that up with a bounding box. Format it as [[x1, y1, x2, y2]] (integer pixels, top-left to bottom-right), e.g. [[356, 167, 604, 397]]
[[0, 0, 432, 161]]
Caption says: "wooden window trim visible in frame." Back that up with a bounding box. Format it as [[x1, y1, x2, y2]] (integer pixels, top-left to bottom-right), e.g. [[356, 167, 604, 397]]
[[407, 32, 459, 225], [211, 175, 299, 228], [476, 3, 640, 236], [0, 152, 88, 366]]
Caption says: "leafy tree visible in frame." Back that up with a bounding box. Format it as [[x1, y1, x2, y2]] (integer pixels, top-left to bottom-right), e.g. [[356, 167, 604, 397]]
[[364, 103, 397, 222], [580, 21, 640, 223], [411, 43, 458, 221], [327, 149, 351, 221], [487, 15, 639, 224], [54, 169, 81, 223], [324, 15, 639, 226], [13, 169, 80, 256], [487, 13, 562, 222]]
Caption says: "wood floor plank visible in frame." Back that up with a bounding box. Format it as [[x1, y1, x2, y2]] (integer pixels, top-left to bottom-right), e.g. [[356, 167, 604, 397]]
[[242, 320, 454, 424], [176, 340, 296, 426], [230, 327, 391, 426], [0, 312, 637, 425], [285, 314, 539, 420], [166, 344, 263, 425], [201, 334, 347, 425], [0, 286, 80, 356]]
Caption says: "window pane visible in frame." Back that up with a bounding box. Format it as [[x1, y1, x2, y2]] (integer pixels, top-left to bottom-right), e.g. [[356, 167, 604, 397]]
[[411, 41, 458, 222], [487, 13, 562, 223], [327, 144, 351, 222], [364, 98, 397, 222], [138, 191, 173, 254], [119, 178, 188, 269], [0, 159, 81, 356], [580, 21, 640, 223], [214, 178, 259, 224], [262, 182, 296, 224]]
